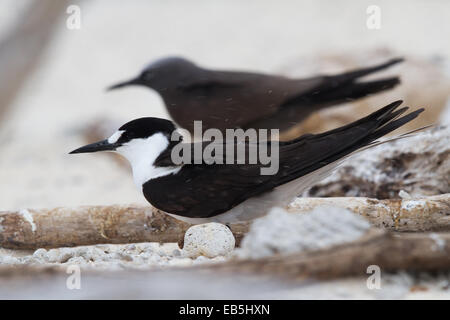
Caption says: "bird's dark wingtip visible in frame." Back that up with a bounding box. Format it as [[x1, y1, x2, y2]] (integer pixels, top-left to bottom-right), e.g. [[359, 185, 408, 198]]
[[380, 100, 404, 113], [414, 107, 426, 115]]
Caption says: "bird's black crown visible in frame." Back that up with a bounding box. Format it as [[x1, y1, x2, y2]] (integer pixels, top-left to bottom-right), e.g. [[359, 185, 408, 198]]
[[145, 56, 195, 70], [107, 56, 199, 91], [139, 57, 198, 84], [117, 117, 176, 143]]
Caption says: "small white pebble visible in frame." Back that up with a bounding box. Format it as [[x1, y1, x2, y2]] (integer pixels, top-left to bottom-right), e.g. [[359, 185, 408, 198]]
[[183, 223, 235, 258], [33, 248, 47, 259], [67, 256, 86, 264], [46, 249, 61, 263]]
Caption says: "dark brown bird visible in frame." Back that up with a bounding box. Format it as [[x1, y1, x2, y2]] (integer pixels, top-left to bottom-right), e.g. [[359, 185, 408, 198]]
[[107, 57, 403, 135]]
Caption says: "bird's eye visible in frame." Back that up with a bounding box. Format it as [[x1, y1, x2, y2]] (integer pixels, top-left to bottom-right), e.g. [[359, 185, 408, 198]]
[[125, 132, 135, 140], [117, 131, 133, 143]]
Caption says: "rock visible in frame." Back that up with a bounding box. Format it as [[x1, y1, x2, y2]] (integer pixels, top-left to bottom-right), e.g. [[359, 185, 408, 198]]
[[236, 207, 371, 259], [305, 126, 450, 199], [46, 248, 65, 263], [32, 248, 47, 260], [183, 223, 235, 258]]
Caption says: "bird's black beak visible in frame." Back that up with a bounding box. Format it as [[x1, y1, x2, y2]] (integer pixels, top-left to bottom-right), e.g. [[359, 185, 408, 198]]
[[69, 139, 118, 154], [106, 77, 143, 91]]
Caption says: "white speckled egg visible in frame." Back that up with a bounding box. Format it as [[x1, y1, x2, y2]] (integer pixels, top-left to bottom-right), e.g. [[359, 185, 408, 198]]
[[183, 223, 235, 258]]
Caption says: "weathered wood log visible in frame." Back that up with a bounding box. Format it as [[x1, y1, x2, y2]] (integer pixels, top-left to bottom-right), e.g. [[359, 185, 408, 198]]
[[0, 194, 449, 250], [0, 205, 248, 250], [289, 193, 450, 232], [0, 205, 187, 249], [203, 229, 450, 279]]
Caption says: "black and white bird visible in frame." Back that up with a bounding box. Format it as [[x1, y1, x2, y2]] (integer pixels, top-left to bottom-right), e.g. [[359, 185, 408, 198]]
[[70, 101, 423, 224], [107, 57, 403, 135]]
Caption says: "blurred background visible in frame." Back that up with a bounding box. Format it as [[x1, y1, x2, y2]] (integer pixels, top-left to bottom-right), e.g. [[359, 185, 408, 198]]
[[0, 0, 449, 211]]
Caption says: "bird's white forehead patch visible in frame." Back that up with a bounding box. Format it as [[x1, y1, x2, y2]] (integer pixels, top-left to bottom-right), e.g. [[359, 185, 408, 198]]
[[108, 130, 125, 144]]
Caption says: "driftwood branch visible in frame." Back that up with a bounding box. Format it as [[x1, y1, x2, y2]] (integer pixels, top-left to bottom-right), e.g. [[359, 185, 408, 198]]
[[204, 229, 450, 279], [289, 193, 450, 232], [0, 205, 248, 250], [0, 193, 449, 250]]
